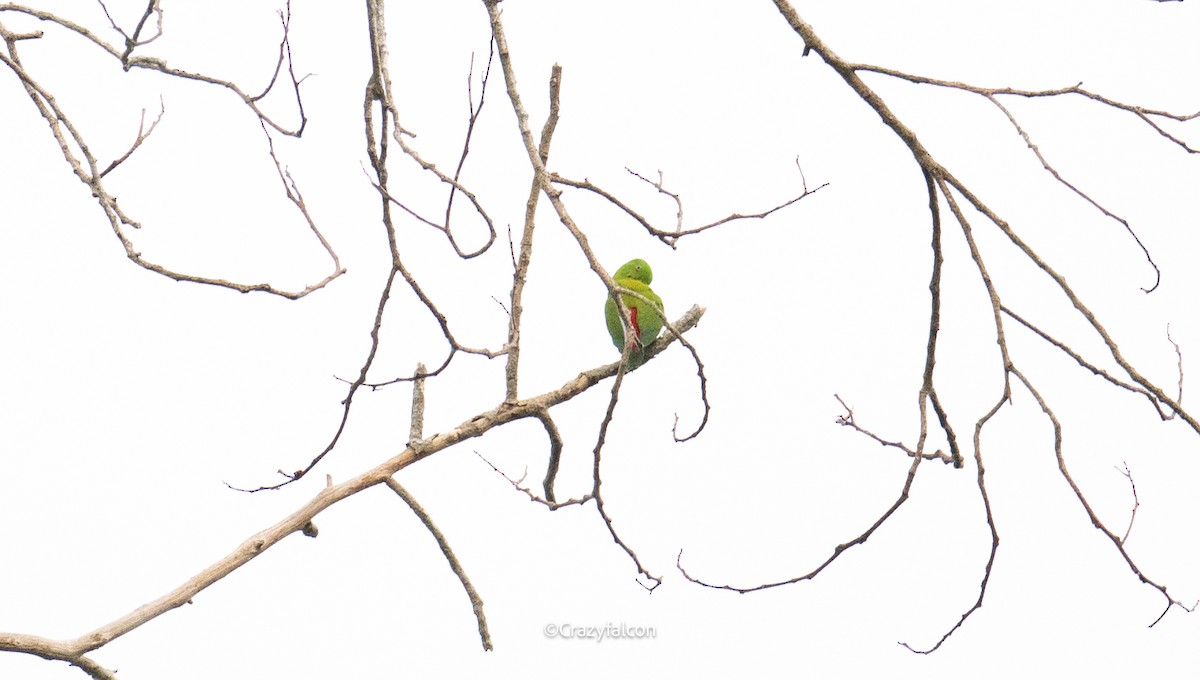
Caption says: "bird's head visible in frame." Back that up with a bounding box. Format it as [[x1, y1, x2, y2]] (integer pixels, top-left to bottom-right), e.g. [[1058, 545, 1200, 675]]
[[614, 258, 653, 284]]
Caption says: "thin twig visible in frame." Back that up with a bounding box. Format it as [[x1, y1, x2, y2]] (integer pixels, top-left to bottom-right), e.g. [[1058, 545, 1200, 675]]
[[474, 451, 592, 509], [833, 395, 957, 465], [678, 455, 923, 593], [99, 98, 165, 177], [1116, 462, 1140, 546], [550, 172, 826, 247]]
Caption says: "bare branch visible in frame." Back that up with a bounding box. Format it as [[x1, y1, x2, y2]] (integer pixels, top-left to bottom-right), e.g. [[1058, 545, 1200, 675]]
[[474, 451, 593, 510], [1116, 462, 1140, 546], [767, 0, 1200, 645], [901, 389, 1006, 654], [834, 395, 957, 465], [1167, 323, 1185, 413], [669, 330, 710, 442], [385, 478, 492, 651], [550, 171, 826, 247], [626, 167, 683, 230], [505, 63, 562, 403], [99, 98, 165, 178], [388, 132, 497, 259], [535, 410, 566, 503], [0, 6, 338, 297], [678, 455, 923, 593], [2, 4, 305, 133], [96, 0, 163, 62], [443, 44, 495, 246], [590, 350, 663, 590], [230, 268, 402, 492], [982, 92, 1160, 292], [0, 633, 116, 679], [1012, 367, 1189, 626], [410, 363, 427, 446], [5, 304, 705, 662]]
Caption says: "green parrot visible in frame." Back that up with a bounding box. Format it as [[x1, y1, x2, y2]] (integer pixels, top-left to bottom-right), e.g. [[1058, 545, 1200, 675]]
[[604, 258, 664, 368]]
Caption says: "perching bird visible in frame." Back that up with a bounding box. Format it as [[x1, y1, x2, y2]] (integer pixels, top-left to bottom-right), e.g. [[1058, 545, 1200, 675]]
[[604, 258, 664, 368]]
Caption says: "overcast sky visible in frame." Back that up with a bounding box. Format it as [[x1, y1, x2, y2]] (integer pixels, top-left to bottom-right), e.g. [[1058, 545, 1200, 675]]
[[2, 1, 1199, 677]]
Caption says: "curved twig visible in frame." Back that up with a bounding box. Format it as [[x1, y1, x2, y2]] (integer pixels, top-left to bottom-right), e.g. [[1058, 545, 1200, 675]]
[[386, 478, 492, 651]]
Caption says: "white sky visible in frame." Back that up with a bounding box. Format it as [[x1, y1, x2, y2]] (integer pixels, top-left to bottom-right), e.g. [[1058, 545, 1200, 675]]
[[2, 0, 1199, 677]]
